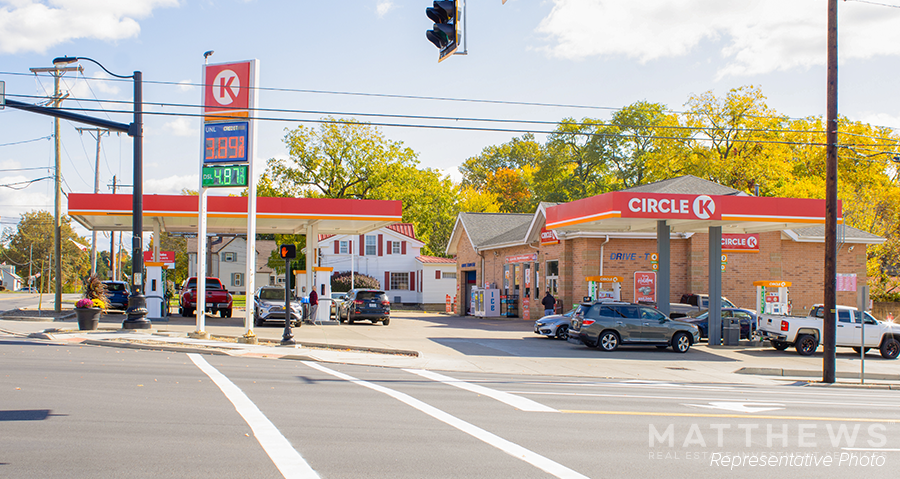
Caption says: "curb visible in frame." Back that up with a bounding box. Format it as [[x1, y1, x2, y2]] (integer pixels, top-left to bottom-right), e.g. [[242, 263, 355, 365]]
[[81, 339, 231, 355], [736, 366, 900, 386]]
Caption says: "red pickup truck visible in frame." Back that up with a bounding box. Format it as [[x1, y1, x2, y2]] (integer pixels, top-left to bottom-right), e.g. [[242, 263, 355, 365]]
[[179, 277, 233, 318]]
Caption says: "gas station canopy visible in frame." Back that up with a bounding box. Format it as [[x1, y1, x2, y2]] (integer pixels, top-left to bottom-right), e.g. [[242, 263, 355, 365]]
[[67, 193, 403, 235], [545, 191, 839, 234]]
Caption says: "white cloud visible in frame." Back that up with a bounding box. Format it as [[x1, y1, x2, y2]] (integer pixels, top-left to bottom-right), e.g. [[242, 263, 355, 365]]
[[0, 0, 180, 54], [162, 117, 196, 137], [177, 80, 194, 92], [376, 0, 394, 18], [536, 0, 900, 78], [144, 174, 198, 195]]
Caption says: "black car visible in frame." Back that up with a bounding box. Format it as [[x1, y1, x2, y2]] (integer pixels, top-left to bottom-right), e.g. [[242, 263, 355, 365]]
[[337, 289, 390, 325], [569, 300, 700, 353], [102, 281, 130, 310]]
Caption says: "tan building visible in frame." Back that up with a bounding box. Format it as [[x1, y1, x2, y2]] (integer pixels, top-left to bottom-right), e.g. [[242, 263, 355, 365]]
[[446, 176, 884, 320]]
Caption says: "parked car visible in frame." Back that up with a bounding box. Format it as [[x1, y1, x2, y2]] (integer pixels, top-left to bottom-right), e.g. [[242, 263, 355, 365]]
[[534, 306, 583, 340], [179, 277, 233, 318], [758, 304, 900, 358], [102, 281, 130, 310], [254, 286, 302, 327], [569, 300, 700, 353], [683, 308, 756, 340], [330, 292, 348, 320], [337, 289, 390, 325], [17, 286, 38, 293], [669, 294, 738, 318]]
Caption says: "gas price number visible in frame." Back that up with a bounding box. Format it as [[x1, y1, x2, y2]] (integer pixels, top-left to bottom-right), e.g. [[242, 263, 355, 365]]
[[203, 121, 248, 163], [202, 164, 248, 188]]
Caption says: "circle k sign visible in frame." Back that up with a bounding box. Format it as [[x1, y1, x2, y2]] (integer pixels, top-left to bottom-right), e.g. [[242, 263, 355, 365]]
[[625, 194, 720, 220], [204, 61, 251, 113]]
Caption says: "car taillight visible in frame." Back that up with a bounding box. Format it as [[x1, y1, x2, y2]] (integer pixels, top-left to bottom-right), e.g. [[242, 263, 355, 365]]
[[781, 320, 789, 331], [354, 300, 364, 306], [381, 301, 390, 306], [582, 319, 596, 326]]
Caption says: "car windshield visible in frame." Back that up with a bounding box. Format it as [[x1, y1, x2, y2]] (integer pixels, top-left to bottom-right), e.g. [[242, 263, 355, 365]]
[[185, 279, 224, 290], [105, 283, 126, 292], [259, 289, 286, 301], [356, 291, 386, 302]]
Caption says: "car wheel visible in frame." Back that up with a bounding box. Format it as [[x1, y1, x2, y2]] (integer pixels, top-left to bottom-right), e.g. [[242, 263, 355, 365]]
[[555, 324, 569, 340], [852, 347, 871, 354], [880, 338, 900, 360], [771, 340, 790, 351], [382, 317, 390, 326], [795, 334, 818, 356], [338, 312, 346, 324], [672, 333, 691, 353], [348, 315, 355, 325], [178, 306, 184, 317], [185, 307, 194, 317], [597, 331, 620, 351], [254, 315, 264, 327]]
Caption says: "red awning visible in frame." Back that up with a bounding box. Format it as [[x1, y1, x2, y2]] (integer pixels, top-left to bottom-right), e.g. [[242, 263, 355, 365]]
[[67, 193, 403, 235]]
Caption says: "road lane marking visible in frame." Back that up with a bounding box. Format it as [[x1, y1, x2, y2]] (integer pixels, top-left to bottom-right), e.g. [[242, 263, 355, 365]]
[[683, 402, 785, 413], [404, 369, 557, 412], [560, 409, 900, 423], [303, 361, 588, 479], [188, 354, 319, 479]]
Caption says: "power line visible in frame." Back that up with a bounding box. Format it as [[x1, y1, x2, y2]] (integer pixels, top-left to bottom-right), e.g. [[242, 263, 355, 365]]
[[0, 135, 52, 147]]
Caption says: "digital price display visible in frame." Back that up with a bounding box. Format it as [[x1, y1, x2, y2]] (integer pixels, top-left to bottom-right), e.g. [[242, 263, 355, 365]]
[[202, 164, 249, 188], [204, 121, 248, 163]]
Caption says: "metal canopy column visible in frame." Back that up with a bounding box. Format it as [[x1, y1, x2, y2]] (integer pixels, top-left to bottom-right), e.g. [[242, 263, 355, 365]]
[[657, 221, 670, 317], [709, 226, 723, 345]]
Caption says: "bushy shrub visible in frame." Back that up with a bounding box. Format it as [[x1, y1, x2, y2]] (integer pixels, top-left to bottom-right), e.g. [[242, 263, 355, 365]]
[[331, 271, 381, 292]]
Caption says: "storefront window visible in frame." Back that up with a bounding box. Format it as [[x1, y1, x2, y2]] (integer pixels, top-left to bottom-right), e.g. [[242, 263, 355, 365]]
[[546, 260, 559, 296], [534, 262, 540, 299], [503, 265, 510, 290], [524, 263, 531, 297]]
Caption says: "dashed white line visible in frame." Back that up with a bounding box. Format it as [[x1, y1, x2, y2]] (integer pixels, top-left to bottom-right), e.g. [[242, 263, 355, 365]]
[[303, 361, 588, 479], [404, 369, 557, 412], [188, 354, 319, 479]]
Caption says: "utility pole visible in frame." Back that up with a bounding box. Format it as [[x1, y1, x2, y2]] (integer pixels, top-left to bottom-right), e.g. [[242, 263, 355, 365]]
[[110, 175, 118, 281], [29, 62, 81, 312], [76, 127, 111, 276], [823, 0, 839, 383]]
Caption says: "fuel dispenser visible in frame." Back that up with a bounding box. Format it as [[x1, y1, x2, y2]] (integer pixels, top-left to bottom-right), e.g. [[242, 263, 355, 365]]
[[754, 280, 792, 316], [144, 263, 168, 320], [585, 275, 622, 301]]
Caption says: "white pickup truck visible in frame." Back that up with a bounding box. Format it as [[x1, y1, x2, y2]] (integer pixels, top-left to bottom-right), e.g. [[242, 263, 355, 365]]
[[757, 304, 900, 359]]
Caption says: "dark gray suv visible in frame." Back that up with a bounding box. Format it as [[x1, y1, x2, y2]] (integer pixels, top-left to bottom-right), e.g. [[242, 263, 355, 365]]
[[570, 301, 700, 353]]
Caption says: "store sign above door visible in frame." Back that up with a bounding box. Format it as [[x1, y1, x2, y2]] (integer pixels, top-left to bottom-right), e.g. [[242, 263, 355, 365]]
[[722, 233, 759, 253], [540, 227, 558, 245], [624, 194, 720, 220], [507, 253, 537, 263]]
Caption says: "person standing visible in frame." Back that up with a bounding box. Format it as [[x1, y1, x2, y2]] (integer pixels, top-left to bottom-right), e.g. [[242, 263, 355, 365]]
[[307, 288, 319, 324], [542, 291, 555, 317]]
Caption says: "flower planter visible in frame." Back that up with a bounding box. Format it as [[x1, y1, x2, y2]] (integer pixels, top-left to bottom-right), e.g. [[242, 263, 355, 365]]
[[75, 307, 101, 330]]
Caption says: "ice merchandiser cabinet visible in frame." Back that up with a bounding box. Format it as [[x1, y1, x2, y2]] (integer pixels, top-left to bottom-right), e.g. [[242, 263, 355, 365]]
[[471, 288, 499, 317]]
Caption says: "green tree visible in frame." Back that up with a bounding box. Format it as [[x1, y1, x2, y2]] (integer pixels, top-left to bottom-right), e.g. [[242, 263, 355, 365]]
[[1, 211, 90, 293]]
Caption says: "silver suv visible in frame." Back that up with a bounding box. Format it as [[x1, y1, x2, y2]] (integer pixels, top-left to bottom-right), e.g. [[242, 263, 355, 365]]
[[570, 301, 700, 353]]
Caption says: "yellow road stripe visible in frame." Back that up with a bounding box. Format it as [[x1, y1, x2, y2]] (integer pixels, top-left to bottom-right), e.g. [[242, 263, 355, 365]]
[[560, 410, 900, 423]]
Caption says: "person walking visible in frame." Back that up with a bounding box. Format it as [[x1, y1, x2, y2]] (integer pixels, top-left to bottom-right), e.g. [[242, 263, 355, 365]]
[[541, 291, 556, 317], [307, 288, 319, 324]]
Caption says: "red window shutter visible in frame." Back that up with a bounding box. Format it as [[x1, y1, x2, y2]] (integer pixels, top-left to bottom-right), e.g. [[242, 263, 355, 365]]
[[401, 241, 407, 255], [359, 235, 364, 256], [386, 241, 391, 255], [435, 270, 441, 280], [384, 271, 390, 290], [410, 271, 416, 291], [334, 241, 339, 254], [378, 234, 383, 256]]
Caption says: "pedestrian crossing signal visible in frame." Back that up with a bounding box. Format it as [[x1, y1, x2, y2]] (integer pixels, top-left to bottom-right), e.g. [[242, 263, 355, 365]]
[[279, 244, 296, 260]]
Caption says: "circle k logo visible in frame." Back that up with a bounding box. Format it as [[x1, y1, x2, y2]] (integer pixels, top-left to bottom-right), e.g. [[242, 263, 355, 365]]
[[212, 69, 241, 106], [692, 195, 716, 220], [747, 235, 758, 249]]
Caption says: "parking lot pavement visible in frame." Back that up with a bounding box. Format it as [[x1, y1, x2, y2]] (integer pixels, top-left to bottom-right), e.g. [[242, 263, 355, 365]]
[[2, 309, 899, 387]]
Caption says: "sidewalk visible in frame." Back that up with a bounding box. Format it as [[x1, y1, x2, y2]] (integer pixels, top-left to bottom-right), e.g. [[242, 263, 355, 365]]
[[2, 309, 898, 387]]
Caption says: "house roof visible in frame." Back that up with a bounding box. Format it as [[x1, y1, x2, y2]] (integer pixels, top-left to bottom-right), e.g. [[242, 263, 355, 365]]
[[319, 223, 419, 242], [416, 255, 456, 264], [785, 225, 885, 244], [445, 212, 533, 255], [622, 175, 748, 196]]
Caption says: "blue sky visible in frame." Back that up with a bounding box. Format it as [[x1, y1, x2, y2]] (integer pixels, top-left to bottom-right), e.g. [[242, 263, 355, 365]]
[[2, 0, 900, 244]]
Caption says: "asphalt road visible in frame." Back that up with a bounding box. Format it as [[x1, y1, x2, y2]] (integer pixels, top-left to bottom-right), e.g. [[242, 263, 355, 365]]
[[3, 335, 900, 478]]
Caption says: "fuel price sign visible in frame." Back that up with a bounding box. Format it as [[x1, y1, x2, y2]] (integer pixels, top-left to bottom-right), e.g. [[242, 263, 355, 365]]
[[202, 164, 248, 188], [204, 121, 248, 163]]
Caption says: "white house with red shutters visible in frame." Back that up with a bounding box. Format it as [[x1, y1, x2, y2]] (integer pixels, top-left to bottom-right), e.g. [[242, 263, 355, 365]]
[[319, 223, 457, 306]]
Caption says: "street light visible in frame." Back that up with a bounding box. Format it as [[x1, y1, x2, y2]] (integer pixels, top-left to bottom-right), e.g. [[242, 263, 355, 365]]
[[52, 56, 150, 329]]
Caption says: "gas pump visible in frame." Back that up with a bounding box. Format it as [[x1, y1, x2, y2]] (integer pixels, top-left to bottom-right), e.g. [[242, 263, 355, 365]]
[[585, 276, 622, 301], [754, 280, 792, 315], [145, 262, 167, 319]]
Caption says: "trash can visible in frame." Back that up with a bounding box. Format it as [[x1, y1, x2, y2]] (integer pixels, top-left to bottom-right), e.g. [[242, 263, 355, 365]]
[[723, 318, 740, 346]]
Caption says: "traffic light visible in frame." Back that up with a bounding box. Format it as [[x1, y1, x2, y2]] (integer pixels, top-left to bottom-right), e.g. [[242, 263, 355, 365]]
[[279, 244, 296, 260], [426, 1, 459, 62]]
